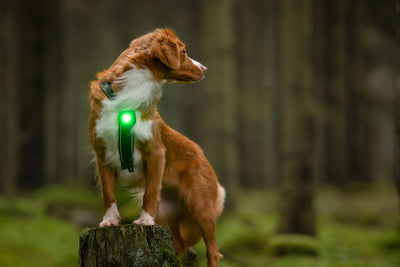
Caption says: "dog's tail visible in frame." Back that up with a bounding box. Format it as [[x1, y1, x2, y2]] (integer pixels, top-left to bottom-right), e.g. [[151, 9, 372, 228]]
[[216, 184, 226, 217]]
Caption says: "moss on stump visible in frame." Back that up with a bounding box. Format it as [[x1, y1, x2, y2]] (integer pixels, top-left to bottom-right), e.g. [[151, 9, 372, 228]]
[[79, 224, 180, 267]]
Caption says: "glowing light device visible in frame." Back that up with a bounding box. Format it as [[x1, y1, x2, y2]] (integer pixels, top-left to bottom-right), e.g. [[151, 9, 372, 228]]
[[118, 110, 136, 172], [100, 81, 136, 172]]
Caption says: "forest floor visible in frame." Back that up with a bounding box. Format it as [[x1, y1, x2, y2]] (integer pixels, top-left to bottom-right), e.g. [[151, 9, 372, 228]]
[[0, 184, 398, 267]]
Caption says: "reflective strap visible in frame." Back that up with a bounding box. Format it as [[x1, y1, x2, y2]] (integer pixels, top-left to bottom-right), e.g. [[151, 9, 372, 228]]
[[118, 111, 136, 172], [100, 79, 135, 173]]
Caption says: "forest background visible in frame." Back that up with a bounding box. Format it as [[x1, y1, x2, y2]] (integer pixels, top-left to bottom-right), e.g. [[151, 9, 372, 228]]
[[0, 1, 399, 267]]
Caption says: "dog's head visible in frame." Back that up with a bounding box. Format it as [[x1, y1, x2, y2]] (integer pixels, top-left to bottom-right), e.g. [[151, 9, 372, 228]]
[[129, 29, 207, 83]]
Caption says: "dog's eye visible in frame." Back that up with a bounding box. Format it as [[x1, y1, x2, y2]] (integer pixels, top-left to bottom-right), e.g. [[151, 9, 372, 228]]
[[182, 50, 186, 55]]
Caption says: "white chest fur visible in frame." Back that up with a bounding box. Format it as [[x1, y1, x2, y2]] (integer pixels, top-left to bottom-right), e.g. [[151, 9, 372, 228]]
[[95, 67, 162, 182]]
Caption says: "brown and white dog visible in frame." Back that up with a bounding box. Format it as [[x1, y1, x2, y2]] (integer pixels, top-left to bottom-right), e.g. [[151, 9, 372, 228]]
[[89, 29, 225, 266]]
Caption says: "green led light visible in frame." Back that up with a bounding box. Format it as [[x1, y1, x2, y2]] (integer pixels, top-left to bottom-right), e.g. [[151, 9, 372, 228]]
[[119, 110, 135, 126], [122, 113, 131, 123]]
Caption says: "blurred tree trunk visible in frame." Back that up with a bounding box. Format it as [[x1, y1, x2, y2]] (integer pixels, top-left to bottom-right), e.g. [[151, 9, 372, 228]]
[[57, 0, 84, 183], [18, 0, 46, 189], [59, 0, 106, 184], [344, 1, 372, 186], [0, 0, 21, 195], [318, 0, 372, 187], [264, 0, 280, 186], [310, 0, 327, 185], [200, 0, 239, 209], [322, 0, 347, 185], [277, 0, 316, 236], [235, 0, 279, 187], [395, 76, 400, 212], [44, 0, 64, 185], [393, 2, 400, 213], [235, 0, 263, 187]]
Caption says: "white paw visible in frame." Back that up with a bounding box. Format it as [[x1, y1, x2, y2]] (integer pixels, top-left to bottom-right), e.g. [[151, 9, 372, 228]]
[[99, 203, 120, 227], [133, 210, 154, 225], [100, 218, 120, 227]]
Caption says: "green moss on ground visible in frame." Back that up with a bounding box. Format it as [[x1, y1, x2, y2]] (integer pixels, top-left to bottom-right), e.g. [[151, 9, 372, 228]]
[[0, 197, 79, 267], [269, 234, 319, 257], [0, 186, 398, 267]]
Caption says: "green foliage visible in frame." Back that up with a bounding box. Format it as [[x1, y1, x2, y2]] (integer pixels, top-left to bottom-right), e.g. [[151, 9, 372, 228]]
[[269, 234, 319, 257], [0, 186, 398, 267], [0, 197, 79, 267], [194, 187, 399, 267], [33, 185, 101, 210]]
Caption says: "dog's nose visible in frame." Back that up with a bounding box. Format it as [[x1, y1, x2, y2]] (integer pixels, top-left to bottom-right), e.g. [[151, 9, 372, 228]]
[[190, 58, 208, 74]]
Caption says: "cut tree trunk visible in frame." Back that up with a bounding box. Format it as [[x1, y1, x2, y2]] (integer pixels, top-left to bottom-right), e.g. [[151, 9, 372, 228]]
[[79, 224, 180, 267]]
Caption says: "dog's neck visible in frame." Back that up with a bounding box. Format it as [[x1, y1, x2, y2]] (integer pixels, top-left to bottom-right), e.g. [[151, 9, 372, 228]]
[[110, 66, 162, 117]]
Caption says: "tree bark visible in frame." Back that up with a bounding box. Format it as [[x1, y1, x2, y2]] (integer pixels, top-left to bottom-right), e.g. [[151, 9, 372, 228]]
[[79, 224, 180, 267]]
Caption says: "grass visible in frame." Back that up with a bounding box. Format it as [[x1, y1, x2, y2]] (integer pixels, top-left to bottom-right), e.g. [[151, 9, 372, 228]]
[[193, 187, 400, 267], [0, 185, 399, 267], [0, 196, 79, 267]]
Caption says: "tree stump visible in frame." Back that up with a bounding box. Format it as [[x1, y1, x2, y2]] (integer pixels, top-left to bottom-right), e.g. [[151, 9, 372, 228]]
[[79, 224, 180, 267]]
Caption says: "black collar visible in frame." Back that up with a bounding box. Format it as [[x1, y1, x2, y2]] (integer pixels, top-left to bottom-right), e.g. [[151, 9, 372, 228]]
[[101, 81, 116, 100]]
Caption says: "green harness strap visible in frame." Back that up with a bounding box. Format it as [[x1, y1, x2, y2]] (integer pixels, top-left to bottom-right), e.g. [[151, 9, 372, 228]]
[[101, 82, 136, 172]]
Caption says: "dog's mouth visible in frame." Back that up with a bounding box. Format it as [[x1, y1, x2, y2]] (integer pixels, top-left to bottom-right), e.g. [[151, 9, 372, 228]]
[[162, 63, 207, 84]]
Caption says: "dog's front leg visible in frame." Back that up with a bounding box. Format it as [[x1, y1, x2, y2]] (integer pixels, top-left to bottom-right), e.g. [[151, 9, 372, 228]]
[[97, 158, 120, 227], [134, 145, 166, 225]]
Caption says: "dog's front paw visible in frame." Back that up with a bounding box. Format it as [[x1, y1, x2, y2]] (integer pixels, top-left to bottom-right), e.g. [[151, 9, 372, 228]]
[[100, 218, 120, 227], [99, 203, 120, 227], [133, 210, 154, 225]]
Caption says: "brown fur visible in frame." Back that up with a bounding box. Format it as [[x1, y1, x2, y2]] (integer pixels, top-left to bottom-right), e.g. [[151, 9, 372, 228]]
[[89, 29, 224, 266]]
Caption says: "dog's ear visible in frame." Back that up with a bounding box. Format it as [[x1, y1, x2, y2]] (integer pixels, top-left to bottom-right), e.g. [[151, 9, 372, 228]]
[[151, 38, 180, 70]]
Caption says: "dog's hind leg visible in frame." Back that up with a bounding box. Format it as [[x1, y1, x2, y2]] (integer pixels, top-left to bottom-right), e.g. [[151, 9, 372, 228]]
[[185, 192, 222, 267]]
